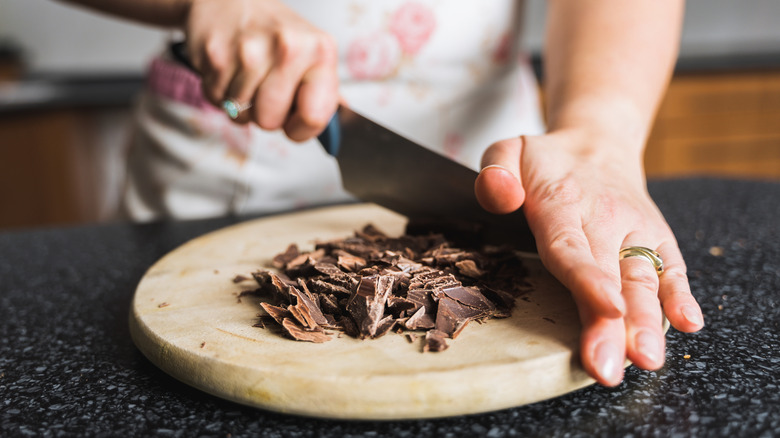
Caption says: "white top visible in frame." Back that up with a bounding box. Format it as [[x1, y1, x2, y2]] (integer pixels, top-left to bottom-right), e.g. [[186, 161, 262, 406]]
[[123, 0, 545, 221]]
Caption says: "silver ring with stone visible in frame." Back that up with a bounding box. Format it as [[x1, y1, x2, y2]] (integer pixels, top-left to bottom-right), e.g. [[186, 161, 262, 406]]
[[619, 246, 664, 275], [222, 99, 252, 119]]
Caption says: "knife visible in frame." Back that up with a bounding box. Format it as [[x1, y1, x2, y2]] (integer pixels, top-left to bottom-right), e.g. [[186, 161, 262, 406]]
[[319, 108, 535, 251], [170, 42, 536, 251]]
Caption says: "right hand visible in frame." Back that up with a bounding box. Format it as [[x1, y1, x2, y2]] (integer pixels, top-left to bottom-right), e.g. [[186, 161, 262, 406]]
[[185, 0, 339, 141]]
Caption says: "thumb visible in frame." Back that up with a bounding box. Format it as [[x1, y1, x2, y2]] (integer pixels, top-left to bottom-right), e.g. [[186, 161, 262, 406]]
[[474, 136, 525, 214]]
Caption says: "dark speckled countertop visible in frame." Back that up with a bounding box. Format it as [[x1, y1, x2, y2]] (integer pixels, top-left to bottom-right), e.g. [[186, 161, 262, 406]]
[[1, 178, 778, 437]]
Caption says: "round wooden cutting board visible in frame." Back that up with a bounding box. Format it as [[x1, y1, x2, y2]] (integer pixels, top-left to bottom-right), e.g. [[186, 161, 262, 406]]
[[129, 204, 614, 419]]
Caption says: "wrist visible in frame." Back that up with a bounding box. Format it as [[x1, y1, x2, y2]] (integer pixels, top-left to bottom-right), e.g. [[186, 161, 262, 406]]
[[545, 96, 654, 155], [542, 126, 647, 180]]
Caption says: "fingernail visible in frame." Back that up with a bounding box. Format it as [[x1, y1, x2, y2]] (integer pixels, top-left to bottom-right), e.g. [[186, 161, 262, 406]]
[[681, 305, 704, 327], [636, 330, 662, 365], [594, 340, 622, 384], [479, 164, 510, 174], [479, 164, 521, 182]]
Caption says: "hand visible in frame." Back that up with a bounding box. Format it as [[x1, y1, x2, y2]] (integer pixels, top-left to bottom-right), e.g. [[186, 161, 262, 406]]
[[185, 0, 338, 141], [475, 131, 704, 386]]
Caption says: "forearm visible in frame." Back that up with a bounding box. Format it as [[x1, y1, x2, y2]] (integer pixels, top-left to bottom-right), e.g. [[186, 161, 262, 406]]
[[543, 0, 684, 152], [55, 0, 191, 27]]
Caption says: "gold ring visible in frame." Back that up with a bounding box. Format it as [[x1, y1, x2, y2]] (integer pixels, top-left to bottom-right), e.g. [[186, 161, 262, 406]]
[[619, 246, 664, 275], [222, 99, 252, 119]]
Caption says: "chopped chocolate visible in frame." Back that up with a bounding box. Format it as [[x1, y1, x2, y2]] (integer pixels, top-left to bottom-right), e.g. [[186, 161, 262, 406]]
[[260, 302, 292, 326], [318, 293, 341, 315], [423, 329, 449, 352], [281, 318, 331, 343], [240, 223, 529, 352], [373, 315, 397, 339], [404, 306, 435, 330], [434, 297, 483, 338], [288, 286, 328, 329], [336, 253, 367, 272], [347, 275, 395, 338], [440, 286, 495, 314], [272, 244, 300, 269], [387, 295, 417, 316], [232, 274, 251, 283], [454, 259, 484, 278]]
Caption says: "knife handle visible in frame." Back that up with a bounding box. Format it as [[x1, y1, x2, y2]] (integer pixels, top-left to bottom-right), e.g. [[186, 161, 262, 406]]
[[170, 41, 341, 157], [318, 113, 341, 157]]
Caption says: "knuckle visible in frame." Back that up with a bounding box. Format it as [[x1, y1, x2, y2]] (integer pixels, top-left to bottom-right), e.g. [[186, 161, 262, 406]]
[[662, 269, 689, 286], [203, 39, 229, 71], [298, 106, 330, 130], [314, 33, 338, 64], [257, 113, 283, 131], [547, 229, 587, 254], [621, 266, 659, 290], [237, 38, 265, 69], [274, 31, 301, 65]]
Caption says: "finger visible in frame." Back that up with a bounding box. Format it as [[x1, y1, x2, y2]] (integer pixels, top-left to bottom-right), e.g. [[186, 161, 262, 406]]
[[525, 197, 625, 318], [224, 37, 273, 124], [475, 137, 525, 214], [619, 253, 665, 370], [192, 37, 238, 107], [254, 34, 319, 131], [284, 39, 339, 141], [656, 239, 704, 332], [579, 311, 627, 386]]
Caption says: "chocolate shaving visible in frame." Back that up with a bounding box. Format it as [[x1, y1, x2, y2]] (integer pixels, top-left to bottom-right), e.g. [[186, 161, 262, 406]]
[[281, 318, 330, 343], [239, 224, 529, 352], [260, 302, 292, 325], [454, 259, 484, 278]]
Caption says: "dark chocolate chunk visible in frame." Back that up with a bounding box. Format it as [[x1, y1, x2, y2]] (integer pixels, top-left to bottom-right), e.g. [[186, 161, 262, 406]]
[[435, 297, 483, 338], [454, 259, 484, 278], [423, 329, 449, 352], [281, 318, 331, 343], [404, 306, 435, 330], [288, 286, 328, 329], [318, 294, 341, 316], [260, 302, 292, 325], [440, 286, 495, 314], [241, 222, 529, 351], [272, 244, 300, 269], [346, 275, 395, 338]]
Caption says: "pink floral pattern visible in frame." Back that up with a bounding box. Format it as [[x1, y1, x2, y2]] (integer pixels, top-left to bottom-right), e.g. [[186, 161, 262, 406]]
[[492, 32, 512, 65], [389, 2, 437, 55], [346, 32, 401, 80]]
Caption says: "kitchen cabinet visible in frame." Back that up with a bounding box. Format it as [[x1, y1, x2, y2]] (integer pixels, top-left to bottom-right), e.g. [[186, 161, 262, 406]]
[[0, 107, 130, 229], [645, 69, 780, 179]]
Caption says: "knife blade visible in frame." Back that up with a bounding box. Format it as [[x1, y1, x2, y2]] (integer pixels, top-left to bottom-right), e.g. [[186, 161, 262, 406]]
[[319, 107, 536, 252]]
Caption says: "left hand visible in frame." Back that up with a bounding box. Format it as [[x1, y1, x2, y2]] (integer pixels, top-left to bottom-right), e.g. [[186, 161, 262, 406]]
[[475, 130, 704, 386]]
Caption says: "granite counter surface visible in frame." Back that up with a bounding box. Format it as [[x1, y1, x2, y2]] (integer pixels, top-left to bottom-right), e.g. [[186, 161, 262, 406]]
[[1, 178, 778, 437]]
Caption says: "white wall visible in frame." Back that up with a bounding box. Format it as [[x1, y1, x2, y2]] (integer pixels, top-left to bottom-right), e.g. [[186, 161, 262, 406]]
[[2, 0, 780, 74], [0, 0, 170, 74], [521, 0, 780, 56]]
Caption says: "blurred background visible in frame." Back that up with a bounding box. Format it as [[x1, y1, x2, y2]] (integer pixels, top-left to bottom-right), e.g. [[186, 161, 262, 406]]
[[1, 0, 779, 230]]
